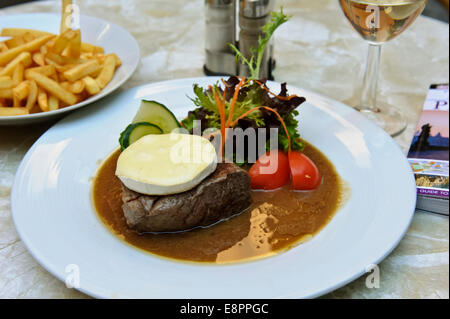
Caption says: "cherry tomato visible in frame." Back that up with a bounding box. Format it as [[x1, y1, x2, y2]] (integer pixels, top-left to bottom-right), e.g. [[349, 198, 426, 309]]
[[288, 151, 321, 190], [249, 150, 290, 190]]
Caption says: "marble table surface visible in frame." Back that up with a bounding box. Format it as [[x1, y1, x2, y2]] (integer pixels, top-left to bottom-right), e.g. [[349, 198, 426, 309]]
[[0, 0, 448, 299]]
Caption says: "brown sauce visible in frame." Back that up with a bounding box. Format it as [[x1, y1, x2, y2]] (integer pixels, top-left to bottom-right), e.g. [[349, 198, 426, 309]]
[[92, 142, 345, 264]]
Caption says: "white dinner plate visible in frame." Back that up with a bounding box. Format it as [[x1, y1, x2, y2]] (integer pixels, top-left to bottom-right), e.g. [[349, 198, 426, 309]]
[[0, 13, 139, 125], [12, 77, 416, 298]]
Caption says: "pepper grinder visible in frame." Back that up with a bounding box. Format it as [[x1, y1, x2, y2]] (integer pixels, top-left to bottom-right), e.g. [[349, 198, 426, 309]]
[[204, 0, 237, 76], [238, 0, 275, 79]]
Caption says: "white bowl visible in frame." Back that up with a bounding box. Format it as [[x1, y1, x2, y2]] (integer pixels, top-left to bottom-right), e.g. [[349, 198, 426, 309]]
[[0, 13, 140, 125]]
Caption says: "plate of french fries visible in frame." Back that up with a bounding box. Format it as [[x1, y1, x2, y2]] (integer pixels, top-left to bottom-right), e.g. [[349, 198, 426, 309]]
[[0, 12, 139, 125]]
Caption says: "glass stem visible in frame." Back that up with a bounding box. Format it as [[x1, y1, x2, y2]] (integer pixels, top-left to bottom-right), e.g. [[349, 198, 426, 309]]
[[360, 43, 382, 112]]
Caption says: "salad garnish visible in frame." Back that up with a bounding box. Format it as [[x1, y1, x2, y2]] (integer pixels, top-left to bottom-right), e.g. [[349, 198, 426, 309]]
[[182, 8, 306, 161]]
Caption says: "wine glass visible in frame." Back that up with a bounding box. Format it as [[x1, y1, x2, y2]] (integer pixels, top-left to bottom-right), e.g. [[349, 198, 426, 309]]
[[339, 0, 428, 136]]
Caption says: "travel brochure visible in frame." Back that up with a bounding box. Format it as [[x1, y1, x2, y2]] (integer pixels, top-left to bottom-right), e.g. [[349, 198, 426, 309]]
[[408, 84, 449, 215]]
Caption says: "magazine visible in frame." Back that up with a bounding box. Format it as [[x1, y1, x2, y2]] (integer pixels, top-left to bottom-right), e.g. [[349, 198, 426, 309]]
[[407, 84, 449, 215]]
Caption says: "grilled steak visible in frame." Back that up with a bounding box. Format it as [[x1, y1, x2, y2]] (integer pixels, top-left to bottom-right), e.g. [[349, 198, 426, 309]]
[[121, 163, 252, 233]]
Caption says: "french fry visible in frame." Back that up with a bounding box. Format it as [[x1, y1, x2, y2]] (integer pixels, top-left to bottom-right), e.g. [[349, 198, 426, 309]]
[[5, 36, 26, 49], [49, 72, 60, 82], [94, 46, 104, 55], [80, 43, 95, 53], [0, 42, 8, 53], [111, 53, 122, 68], [40, 44, 48, 56], [96, 55, 116, 89], [0, 76, 14, 89], [82, 76, 100, 95], [1, 28, 52, 38], [80, 52, 94, 60], [73, 80, 86, 94], [0, 88, 13, 99], [60, 81, 71, 91], [26, 70, 77, 105], [96, 53, 121, 67], [25, 80, 38, 110], [0, 106, 29, 116], [37, 88, 49, 112], [52, 32, 70, 54], [48, 94, 59, 111], [55, 63, 77, 73], [62, 80, 84, 94], [22, 33, 36, 43], [90, 66, 102, 78], [64, 30, 79, 41], [46, 52, 85, 66], [12, 63, 24, 85], [44, 38, 56, 50], [45, 53, 65, 66], [32, 52, 45, 66], [4, 33, 36, 48], [95, 54, 107, 64], [80, 43, 105, 54], [61, 46, 71, 57], [43, 57, 61, 70], [13, 97, 19, 107], [63, 60, 100, 82], [0, 52, 32, 77], [60, 0, 73, 34], [25, 65, 56, 78], [67, 29, 81, 58], [0, 35, 54, 66], [13, 80, 30, 102]]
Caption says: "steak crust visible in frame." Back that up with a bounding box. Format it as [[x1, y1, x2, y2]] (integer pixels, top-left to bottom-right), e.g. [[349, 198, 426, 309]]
[[121, 163, 252, 233]]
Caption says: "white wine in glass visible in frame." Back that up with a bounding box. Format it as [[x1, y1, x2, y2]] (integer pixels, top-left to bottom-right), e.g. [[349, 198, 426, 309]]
[[339, 0, 428, 136]]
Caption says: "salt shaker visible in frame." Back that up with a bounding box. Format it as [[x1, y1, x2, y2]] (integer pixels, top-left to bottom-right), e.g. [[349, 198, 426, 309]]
[[238, 0, 275, 79], [204, 0, 237, 76]]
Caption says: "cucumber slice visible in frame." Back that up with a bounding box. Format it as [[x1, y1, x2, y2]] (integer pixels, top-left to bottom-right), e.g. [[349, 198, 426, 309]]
[[132, 100, 181, 134], [119, 122, 163, 150]]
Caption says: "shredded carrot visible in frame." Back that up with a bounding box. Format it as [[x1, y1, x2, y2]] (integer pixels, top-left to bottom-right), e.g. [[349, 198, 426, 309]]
[[226, 78, 246, 127], [212, 85, 227, 155], [262, 106, 291, 152], [230, 105, 291, 152], [221, 86, 227, 137], [254, 80, 298, 101]]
